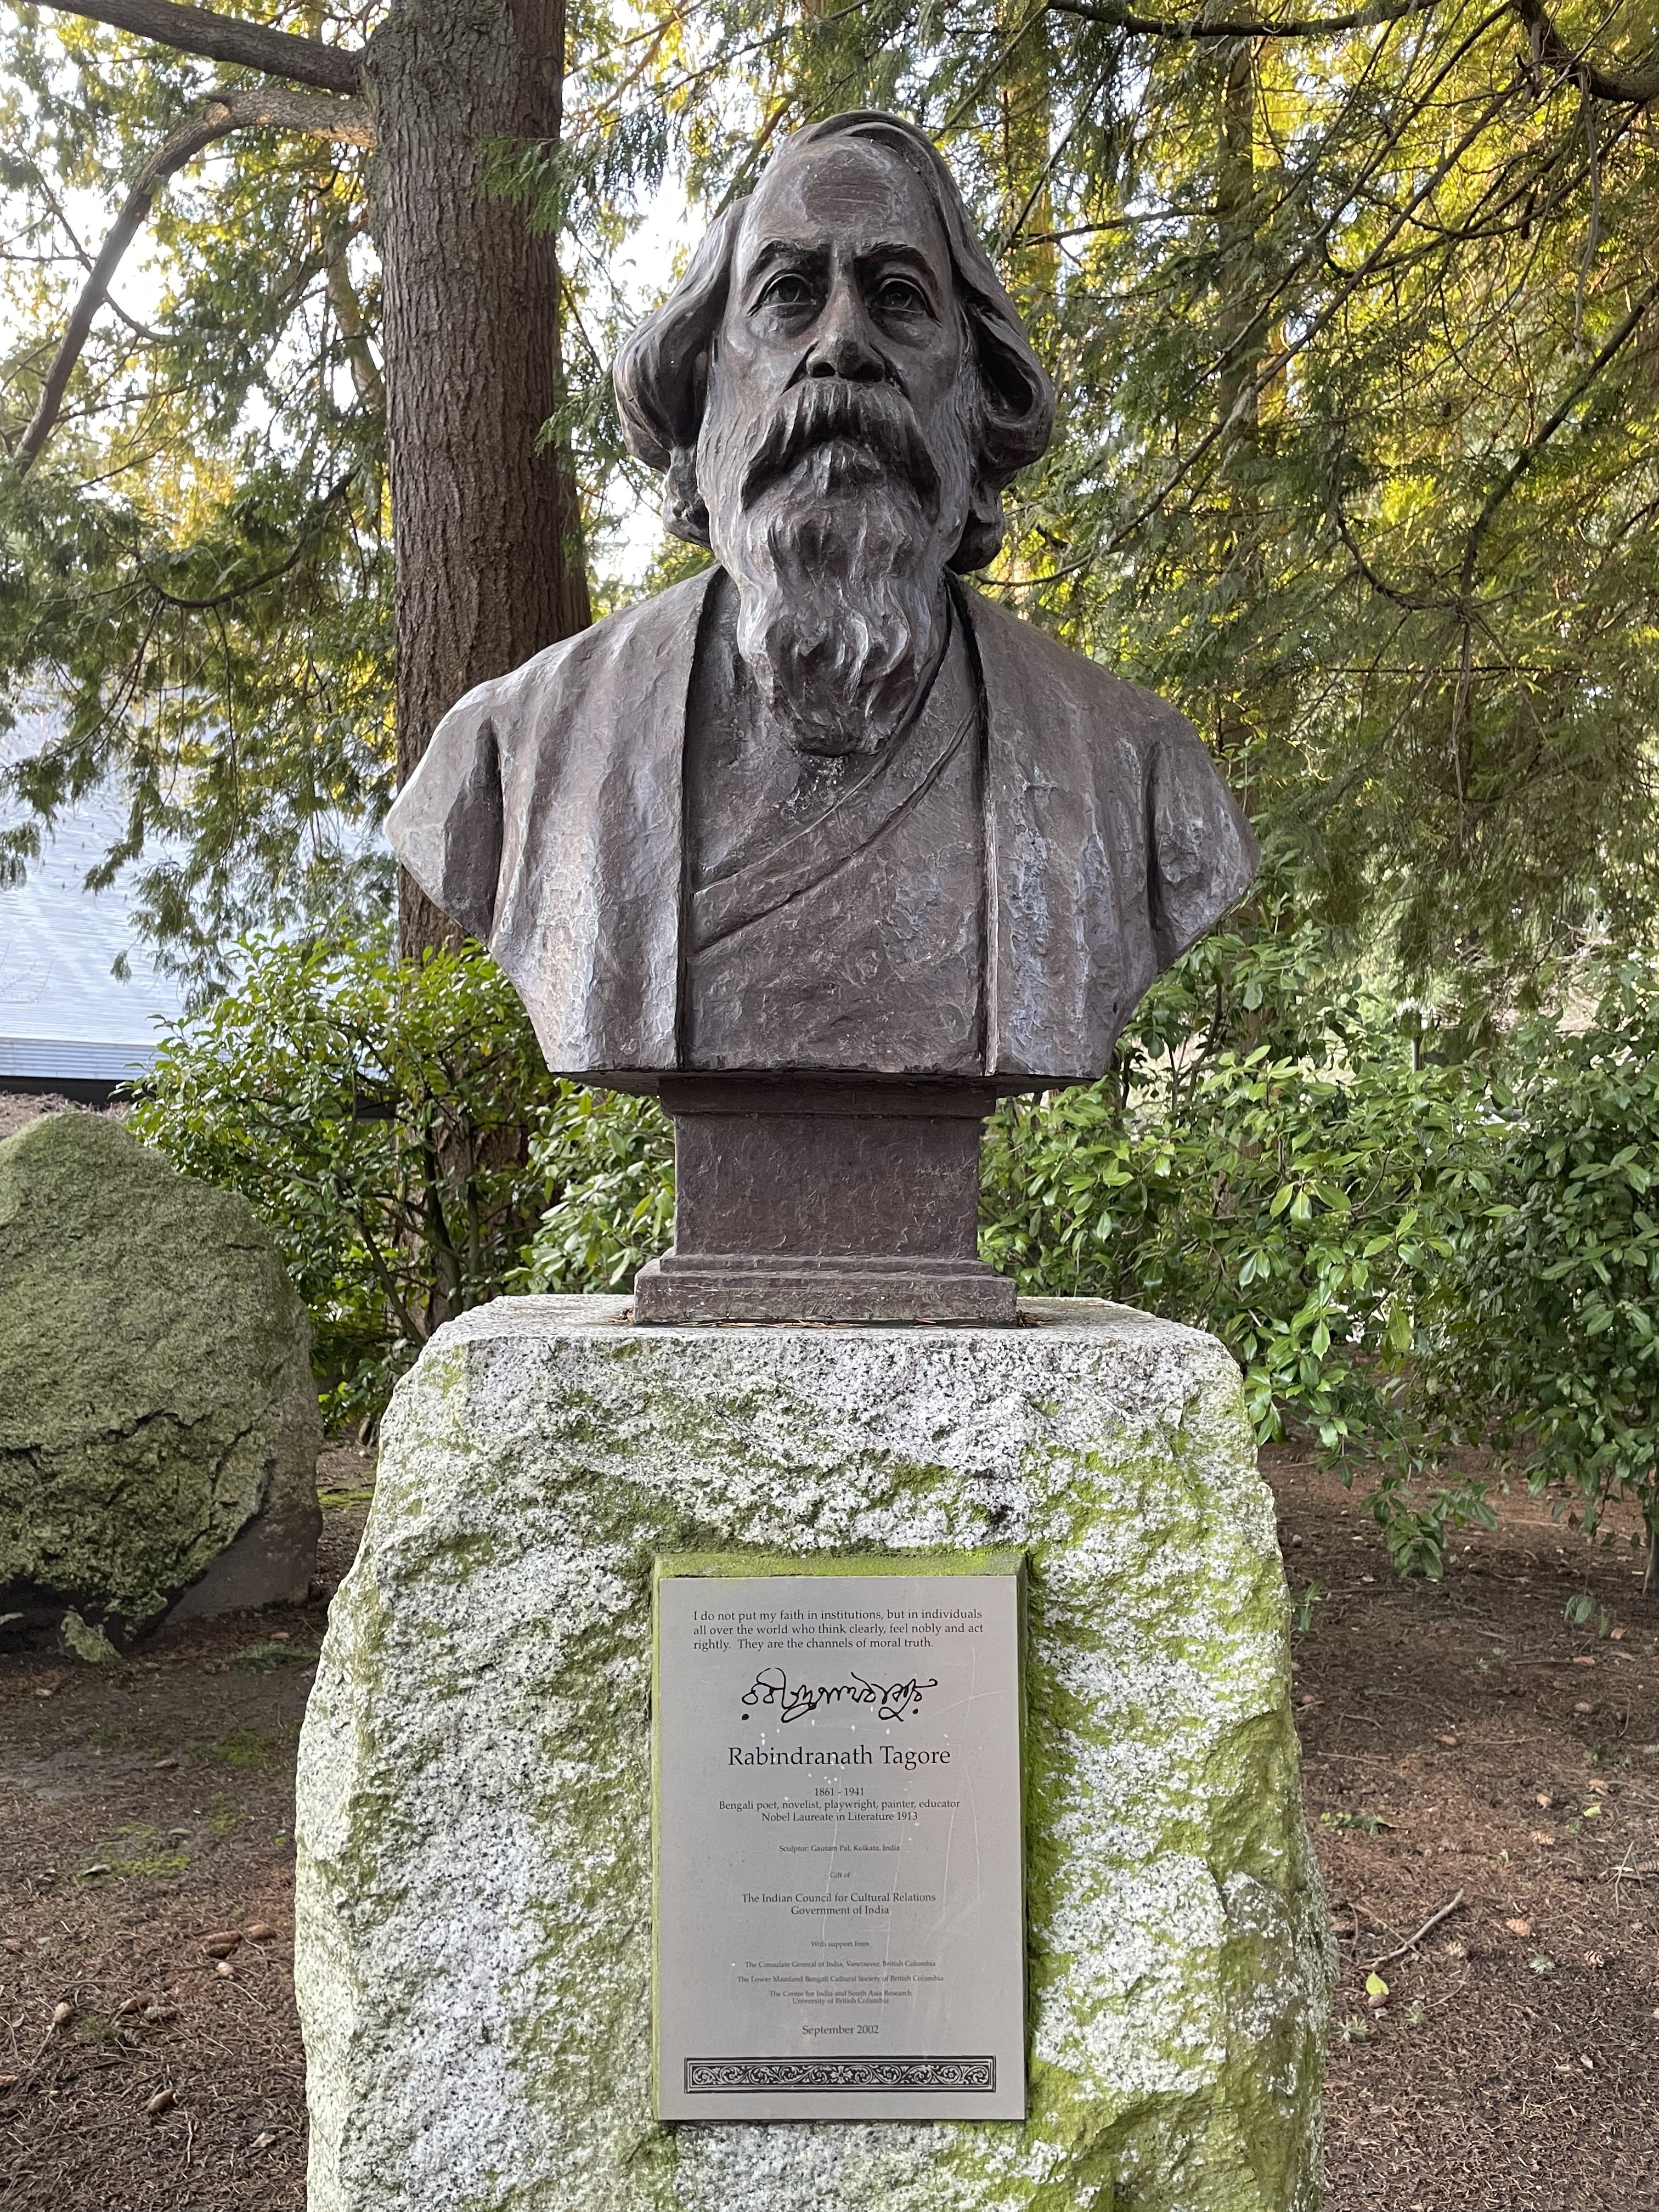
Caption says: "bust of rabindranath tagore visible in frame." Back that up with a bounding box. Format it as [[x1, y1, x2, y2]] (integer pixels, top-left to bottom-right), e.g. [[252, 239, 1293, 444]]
[[386, 112, 1257, 1325]]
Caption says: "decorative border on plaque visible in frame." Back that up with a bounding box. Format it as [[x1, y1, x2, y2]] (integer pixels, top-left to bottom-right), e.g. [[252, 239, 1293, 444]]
[[685, 2056, 996, 2094]]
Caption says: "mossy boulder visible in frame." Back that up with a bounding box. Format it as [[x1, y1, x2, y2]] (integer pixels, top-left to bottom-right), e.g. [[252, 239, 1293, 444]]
[[0, 1112, 321, 1651], [297, 1294, 1331, 2212]]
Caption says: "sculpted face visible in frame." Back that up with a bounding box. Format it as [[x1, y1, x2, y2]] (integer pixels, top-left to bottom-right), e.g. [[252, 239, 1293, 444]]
[[711, 138, 971, 532], [696, 138, 977, 754]]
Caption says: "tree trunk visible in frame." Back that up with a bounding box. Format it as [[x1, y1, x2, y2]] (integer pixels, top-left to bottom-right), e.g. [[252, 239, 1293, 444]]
[[1212, 31, 1262, 781], [368, 0, 591, 959], [1215, 35, 1261, 461], [997, 0, 1055, 287]]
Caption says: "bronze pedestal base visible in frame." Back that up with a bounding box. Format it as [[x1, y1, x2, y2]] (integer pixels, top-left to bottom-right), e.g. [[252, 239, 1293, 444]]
[[632, 1077, 1016, 1326]]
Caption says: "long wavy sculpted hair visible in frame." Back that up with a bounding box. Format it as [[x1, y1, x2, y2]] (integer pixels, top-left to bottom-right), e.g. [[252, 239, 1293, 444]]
[[613, 114, 1056, 574]]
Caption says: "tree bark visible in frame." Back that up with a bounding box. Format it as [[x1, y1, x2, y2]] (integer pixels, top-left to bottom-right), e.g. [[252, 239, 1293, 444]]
[[368, 0, 592, 959], [1212, 31, 1263, 777], [1215, 33, 1260, 459]]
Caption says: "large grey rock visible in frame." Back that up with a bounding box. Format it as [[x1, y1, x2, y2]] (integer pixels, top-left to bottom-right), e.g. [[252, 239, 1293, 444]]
[[0, 1113, 321, 1651], [297, 1295, 1331, 2212]]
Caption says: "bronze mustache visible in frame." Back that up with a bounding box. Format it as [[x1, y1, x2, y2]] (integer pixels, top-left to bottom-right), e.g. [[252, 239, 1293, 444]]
[[740, 379, 940, 507]]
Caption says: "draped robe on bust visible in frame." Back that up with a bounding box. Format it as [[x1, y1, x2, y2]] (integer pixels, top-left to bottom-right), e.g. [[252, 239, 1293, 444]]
[[385, 568, 1258, 1089], [680, 575, 985, 1075]]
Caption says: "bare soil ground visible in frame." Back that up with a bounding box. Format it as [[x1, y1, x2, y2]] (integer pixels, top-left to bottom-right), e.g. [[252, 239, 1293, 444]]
[[1283, 1453, 1659, 2209], [0, 1451, 370, 2212], [1, 1444, 1654, 2209]]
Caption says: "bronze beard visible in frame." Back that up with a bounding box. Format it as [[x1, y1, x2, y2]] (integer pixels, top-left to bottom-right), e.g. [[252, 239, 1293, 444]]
[[697, 373, 976, 757]]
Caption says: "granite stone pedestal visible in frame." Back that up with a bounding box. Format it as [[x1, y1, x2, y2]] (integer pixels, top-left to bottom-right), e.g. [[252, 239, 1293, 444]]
[[296, 1296, 1332, 2212]]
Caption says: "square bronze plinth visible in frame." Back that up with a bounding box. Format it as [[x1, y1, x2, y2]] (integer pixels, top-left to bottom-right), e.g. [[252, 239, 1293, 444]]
[[633, 1077, 1018, 1326]]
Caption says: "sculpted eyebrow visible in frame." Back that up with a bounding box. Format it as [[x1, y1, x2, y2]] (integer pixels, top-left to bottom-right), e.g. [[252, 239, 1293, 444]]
[[743, 241, 827, 290], [859, 243, 936, 277]]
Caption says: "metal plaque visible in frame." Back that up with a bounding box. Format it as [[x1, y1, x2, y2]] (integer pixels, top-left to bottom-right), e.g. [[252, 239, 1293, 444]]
[[653, 1554, 1026, 2121]]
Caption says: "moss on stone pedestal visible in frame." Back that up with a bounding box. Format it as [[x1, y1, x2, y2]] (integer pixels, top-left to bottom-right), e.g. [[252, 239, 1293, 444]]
[[297, 1295, 1331, 2212]]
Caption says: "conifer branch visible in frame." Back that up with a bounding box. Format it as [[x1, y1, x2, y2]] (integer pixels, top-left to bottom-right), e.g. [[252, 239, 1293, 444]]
[[32, 0, 363, 94], [1046, 0, 1440, 40], [324, 253, 385, 410], [1511, 0, 1659, 103], [14, 88, 376, 475], [1047, 0, 1659, 103], [1459, 269, 1659, 588]]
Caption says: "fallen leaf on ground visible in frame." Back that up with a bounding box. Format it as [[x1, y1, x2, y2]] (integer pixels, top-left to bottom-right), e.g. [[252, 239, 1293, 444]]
[[1505, 1917, 1533, 1936], [114, 1996, 146, 2017], [145, 2087, 174, 2115], [49, 2001, 72, 2029], [251, 2130, 277, 2149]]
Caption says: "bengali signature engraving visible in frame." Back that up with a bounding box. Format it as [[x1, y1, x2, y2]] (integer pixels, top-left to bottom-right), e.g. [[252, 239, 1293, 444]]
[[685, 2056, 995, 2093], [741, 1666, 938, 1725]]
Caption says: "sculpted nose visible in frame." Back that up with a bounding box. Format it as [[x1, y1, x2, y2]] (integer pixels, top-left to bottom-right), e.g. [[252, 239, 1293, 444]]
[[805, 280, 884, 382]]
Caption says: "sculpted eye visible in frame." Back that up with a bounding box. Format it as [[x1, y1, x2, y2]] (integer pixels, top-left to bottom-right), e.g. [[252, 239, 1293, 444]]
[[874, 275, 928, 315], [758, 271, 816, 311]]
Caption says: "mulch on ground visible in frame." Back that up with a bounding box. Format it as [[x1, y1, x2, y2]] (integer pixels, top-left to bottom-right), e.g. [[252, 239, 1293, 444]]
[[0, 1094, 121, 1143], [1, 1442, 1654, 2208]]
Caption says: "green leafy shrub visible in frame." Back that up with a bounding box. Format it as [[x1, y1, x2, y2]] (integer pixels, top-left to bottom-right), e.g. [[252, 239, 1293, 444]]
[[516, 1086, 674, 1293], [1423, 956, 1659, 1591], [128, 934, 560, 1424], [981, 900, 1494, 1572]]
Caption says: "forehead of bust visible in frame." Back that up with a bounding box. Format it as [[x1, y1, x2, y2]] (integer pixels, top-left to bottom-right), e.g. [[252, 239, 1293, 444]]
[[733, 134, 953, 291]]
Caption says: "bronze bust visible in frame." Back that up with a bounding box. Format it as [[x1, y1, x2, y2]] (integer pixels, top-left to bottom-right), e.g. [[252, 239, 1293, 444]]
[[386, 113, 1256, 1323]]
